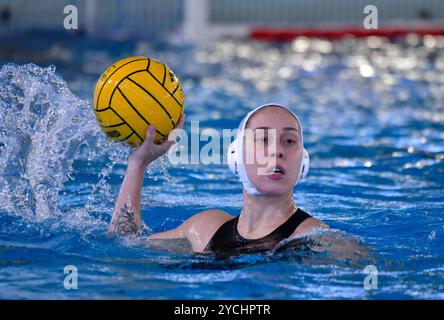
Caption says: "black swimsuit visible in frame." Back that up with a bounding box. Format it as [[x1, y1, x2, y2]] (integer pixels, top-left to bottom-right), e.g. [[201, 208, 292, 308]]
[[204, 208, 312, 254]]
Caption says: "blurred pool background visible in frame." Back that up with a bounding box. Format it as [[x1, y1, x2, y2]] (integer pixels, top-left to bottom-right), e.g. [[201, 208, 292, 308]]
[[0, 0, 443, 299]]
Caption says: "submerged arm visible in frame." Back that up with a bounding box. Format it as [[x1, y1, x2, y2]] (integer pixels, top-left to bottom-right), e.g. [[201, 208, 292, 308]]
[[285, 229, 372, 261]]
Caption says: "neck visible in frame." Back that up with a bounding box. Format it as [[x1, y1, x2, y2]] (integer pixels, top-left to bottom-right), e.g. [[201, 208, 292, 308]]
[[238, 189, 297, 238]]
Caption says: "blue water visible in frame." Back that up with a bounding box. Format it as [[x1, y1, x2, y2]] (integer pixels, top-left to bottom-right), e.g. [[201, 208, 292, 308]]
[[0, 34, 443, 299]]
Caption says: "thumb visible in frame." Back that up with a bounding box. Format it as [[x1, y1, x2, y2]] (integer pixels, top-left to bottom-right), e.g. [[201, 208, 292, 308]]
[[144, 125, 156, 144]]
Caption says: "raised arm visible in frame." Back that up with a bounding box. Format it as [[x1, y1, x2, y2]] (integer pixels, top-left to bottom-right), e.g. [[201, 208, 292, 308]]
[[108, 115, 185, 236], [108, 158, 146, 236]]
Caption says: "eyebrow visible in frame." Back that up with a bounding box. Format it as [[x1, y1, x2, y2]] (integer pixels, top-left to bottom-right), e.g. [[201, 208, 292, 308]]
[[254, 126, 299, 132]]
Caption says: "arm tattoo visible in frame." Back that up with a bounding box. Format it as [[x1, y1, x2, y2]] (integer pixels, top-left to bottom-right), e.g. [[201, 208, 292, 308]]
[[111, 202, 141, 236]]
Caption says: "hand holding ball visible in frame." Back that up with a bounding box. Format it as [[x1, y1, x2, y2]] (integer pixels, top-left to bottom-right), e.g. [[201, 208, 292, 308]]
[[129, 113, 185, 168], [93, 56, 185, 148]]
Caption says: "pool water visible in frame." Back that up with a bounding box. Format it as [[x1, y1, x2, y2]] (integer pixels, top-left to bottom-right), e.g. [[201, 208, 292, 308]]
[[0, 34, 443, 299]]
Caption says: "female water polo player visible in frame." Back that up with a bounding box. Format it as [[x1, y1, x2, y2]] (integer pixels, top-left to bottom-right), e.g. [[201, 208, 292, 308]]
[[109, 103, 328, 254]]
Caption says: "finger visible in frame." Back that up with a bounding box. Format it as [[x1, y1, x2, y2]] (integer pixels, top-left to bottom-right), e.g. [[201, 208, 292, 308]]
[[175, 113, 186, 130], [166, 124, 182, 146], [154, 137, 165, 145], [158, 130, 176, 148], [159, 139, 175, 153], [144, 125, 156, 144]]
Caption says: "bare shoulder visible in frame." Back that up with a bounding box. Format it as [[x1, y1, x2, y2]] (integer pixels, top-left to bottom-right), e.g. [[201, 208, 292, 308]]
[[292, 216, 329, 237], [186, 209, 233, 236], [181, 209, 233, 252], [189, 209, 233, 223]]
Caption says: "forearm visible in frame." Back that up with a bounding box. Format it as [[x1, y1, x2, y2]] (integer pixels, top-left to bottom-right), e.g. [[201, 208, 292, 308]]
[[107, 115, 185, 236], [109, 159, 148, 236]]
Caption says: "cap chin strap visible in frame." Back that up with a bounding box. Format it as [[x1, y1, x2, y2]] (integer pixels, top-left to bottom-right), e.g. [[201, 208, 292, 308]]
[[227, 103, 310, 196]]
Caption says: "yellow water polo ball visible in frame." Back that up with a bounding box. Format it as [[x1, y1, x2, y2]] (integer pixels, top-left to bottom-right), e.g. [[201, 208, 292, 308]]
[[93, 56, 185, 148]]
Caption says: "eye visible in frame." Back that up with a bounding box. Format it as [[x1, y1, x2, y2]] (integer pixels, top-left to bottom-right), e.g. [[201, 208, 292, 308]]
[[283, 137, 298, 145], [255, 131, 270, 144], [258, 137, 269, 143]]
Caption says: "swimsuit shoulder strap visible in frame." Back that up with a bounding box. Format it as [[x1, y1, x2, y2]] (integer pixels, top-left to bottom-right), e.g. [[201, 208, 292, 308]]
[[266, 207, 312, 239], [204, 216, 238, 251]]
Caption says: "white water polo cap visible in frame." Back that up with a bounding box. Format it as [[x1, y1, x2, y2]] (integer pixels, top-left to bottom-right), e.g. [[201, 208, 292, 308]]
[[227, 103, 310, 195]]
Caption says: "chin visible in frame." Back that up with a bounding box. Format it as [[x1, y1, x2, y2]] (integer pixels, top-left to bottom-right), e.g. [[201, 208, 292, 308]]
[[257, 182, 294, 196]]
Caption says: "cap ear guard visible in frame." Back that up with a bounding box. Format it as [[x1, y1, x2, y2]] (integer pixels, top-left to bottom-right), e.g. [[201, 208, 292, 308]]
[[298, 148, 310, 182], [227, 138, 239, 175]]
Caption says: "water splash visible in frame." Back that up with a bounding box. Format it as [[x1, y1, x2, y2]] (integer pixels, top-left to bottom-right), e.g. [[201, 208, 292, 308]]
[[0, 63, 129, 224]]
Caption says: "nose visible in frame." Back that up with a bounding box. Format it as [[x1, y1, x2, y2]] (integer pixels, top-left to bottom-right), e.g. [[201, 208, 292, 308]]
[[270, 142, 285, 159]]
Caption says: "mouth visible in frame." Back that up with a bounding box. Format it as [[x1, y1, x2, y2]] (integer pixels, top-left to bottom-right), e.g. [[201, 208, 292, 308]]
[[266, 166, 285, 180]]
